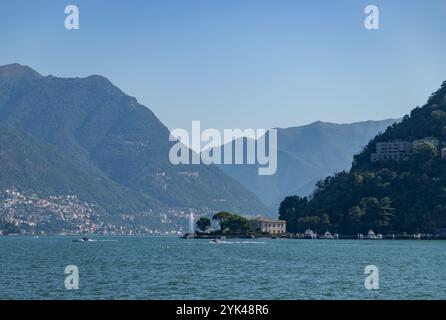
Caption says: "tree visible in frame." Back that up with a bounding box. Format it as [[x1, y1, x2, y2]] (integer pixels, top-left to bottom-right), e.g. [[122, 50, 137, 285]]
[[376, 197, 395, 231], [413, 141, 438, 162], [431, 110, 446, 121], [212, 211, 232, 232], [343, 205, 364, 233], [196, 217, 211, 233], [297, 216, 320, 231], [212, 211, 250, 234], [226, 215, 250, 233], [278, 196, 308, 233], [321, 214, 331, 228], [359, 197, 394, 232]]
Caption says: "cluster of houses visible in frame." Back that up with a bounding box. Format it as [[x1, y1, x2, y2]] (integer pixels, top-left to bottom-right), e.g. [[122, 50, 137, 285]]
[[0, 189, 100, 235], [371, 137, 446, 162]]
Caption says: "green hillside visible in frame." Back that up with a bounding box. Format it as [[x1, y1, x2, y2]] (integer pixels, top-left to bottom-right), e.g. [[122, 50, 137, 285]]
[[279, 82, 446, 234]]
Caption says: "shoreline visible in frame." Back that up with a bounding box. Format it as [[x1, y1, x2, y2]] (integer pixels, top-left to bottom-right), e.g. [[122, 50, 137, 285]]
[[2, 233, 446, 240], [182, 233, 446, 240]]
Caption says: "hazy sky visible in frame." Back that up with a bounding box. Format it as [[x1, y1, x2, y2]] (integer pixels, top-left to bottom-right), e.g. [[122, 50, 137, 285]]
[[2, 0, 446, 132]]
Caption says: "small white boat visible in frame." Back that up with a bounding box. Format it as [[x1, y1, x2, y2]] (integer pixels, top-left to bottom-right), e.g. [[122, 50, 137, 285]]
[[365, 230, 381, 240], [322, 231, 334, 239]]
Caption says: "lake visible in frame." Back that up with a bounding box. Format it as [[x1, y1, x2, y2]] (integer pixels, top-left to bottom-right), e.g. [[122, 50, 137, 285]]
[[1, 236, 445, 299]]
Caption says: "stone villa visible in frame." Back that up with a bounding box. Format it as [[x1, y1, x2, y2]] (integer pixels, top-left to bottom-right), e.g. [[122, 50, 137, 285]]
[[249, 217, 286, 234]]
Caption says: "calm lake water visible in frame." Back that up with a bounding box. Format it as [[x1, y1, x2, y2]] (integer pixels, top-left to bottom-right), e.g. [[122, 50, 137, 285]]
[[0, 236, 445, 299]]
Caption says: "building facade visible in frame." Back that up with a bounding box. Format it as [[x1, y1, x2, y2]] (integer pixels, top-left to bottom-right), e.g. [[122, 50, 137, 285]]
[[249, 217, 286, 234], [371, 137, 440, 162]]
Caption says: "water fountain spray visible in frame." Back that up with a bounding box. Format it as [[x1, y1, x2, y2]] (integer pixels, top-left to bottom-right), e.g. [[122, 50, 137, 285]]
[[188, 211, 194, 234]]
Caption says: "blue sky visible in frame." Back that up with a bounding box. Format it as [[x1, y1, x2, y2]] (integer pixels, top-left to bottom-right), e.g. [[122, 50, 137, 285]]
[[1, 0, 446, 132]]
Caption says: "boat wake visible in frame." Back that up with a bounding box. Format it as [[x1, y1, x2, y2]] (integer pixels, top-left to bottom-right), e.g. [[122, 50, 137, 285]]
[[210, 240, 267, 244]]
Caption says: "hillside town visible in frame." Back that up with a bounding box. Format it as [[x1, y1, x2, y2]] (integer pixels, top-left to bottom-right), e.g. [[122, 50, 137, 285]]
[[0, 188, 198, 235]]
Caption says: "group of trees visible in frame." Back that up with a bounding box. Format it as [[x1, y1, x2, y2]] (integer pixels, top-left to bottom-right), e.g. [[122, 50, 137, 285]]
[[196, 211, 250, 234], [279, 82, 446, 235], [280, 151, 446, 234]]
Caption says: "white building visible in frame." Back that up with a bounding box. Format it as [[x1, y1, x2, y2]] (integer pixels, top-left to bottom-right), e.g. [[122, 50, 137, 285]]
[[249, 217, 286, 234]]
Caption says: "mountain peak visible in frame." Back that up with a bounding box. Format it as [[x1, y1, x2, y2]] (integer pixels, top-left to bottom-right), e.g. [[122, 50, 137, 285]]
[[0, 63, 42, 80]]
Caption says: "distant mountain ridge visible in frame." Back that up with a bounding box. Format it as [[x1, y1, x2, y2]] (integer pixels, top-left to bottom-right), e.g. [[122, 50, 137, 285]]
[[0, 63, 42, 80], [217, 119, 398, 209], [0, 64, 268, 230]]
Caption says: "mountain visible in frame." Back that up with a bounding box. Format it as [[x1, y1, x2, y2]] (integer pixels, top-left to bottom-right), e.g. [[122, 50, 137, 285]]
[[0, 63, 42, 81], [0, 122, 150, 213], [0, 64, 268, 227], [279, 81, 446, 234], [217, 119, 398, 209]]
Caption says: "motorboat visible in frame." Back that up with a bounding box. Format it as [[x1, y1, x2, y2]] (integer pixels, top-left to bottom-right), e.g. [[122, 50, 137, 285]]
[[365, 230, 381, 240], [72, 237, 92, 242], [322, 231, 335, 239]]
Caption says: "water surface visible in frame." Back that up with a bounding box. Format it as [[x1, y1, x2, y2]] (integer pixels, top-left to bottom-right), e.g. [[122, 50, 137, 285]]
[[1, 236, 445, 299]]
